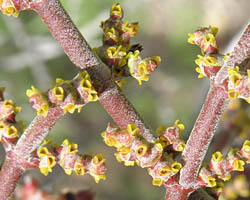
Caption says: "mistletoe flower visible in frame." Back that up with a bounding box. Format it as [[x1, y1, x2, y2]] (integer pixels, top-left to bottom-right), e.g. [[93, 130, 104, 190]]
[[51, 78, 82, 114], [103, 27, 118, 45], [110, 3, 123, 19], [57, 139, 79, 175], [48, 86, 65, 105], [106, 45, 127, 67], [226, 148, 245, 171], [122, 21, 139, 37], [239, 140, 250, 163], [37, 143, 57, 176], [0, 99, 21, 121], [209, 151, 231, 181], [101, 123, 137, 148], [26, 86, 49, 117], [0, 121, 19, 148], [73, 156, 86, 176], [148, 154, 182, 187], [127, 50, 161, 85], [198, 167, 217, 187], [132, 140, 163, 168], [226, 67, 250, 104], [195, 54, 226, 79], [188, 26, 218, 54], [157, 120, 186, 151], [88, 154, 106, 183], [115, 146, 135, 166], [77, 70, 98, 103], [0, 0, 19, 17]]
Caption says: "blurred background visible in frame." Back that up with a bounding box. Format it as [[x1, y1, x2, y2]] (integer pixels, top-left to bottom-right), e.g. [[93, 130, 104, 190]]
[[0, 0, 250, 199]]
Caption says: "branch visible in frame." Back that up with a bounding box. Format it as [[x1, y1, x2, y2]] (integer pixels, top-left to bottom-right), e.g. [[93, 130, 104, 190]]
[[33, 0, 157, 142], [180, 85, 228, 188], [0, 159, 23, 200], [15, 107, 64, 156], [179, 23, 250, 189]]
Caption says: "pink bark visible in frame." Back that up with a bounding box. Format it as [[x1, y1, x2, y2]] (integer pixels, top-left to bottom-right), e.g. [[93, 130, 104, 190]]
[[15, 107, 64, 156], [33, 0, 101, 70], [0, 159, 23, 200], [99, 86, 156, 143], [180, 85, 228, 188], [165, 186, 190, 200]]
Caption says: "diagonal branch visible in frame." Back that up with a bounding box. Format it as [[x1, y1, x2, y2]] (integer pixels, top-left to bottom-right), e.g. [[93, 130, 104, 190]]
[[33, 0, 156, 142], [179, 23, 250, 190]]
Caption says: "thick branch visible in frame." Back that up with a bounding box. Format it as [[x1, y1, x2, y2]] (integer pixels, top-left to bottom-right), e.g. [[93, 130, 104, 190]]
[[0, 159, 23, 200], [180, 85, 228, 188], [33, 0, 100, 70], [99, 85, 156, 143], [33, 0, 156, 142], [179, 23, 250, 189], [15, 106, 64, 156]]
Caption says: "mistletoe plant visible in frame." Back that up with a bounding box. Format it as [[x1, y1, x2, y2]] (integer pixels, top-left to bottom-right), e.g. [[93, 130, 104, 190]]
[[0, 1, 250, 200]]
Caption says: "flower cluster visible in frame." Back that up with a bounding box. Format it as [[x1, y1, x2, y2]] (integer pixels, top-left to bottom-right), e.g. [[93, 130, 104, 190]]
[[27, 70, 98, 116], [225, 67, 250, 103], [27, 86, 49, 117], [188, 26, 230, 80], [189, 26, 250, 104], [198, 140, 250, 189], [0, 87, 23, 150], [34, 139, 107, 183], [94, 3, 161, 86], [75, 71, 98, 102], [101, 122, 184, 186], [188, 26, 218, 54]]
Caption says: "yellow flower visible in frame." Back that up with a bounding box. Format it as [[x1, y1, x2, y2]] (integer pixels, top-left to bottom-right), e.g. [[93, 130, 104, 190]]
[[135, 144, 148, 157], [123, 21, 139, 37], [156, 125, 166, 135], [110, 3, 123, 18], [6, 126, 18, 138], [63, 103, 76, 114], [174, 120, 185, 131], [152, 178, 164, 186], [37, 104, 49, 117], [158, 166, 171, 176], [212, 151, 223, 162], [171, 161, 182, 174], [1, 0, 19, 17], [126, 124, 138, 136], [232, 160, 245, 171], [206, 176, 217, 187], [52, 86, 64, 101], [228, 89, 239, 99]]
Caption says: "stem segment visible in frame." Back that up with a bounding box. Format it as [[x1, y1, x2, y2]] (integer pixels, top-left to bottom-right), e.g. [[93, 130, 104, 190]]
[[180, 85, 228, 188]]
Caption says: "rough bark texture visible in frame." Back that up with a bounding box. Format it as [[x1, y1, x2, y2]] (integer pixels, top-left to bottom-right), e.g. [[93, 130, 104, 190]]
[[33, 0, 100, 70], [0, 159, 24, 200], [180, 86, 228, 188], [15, 106, 64, 156]]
